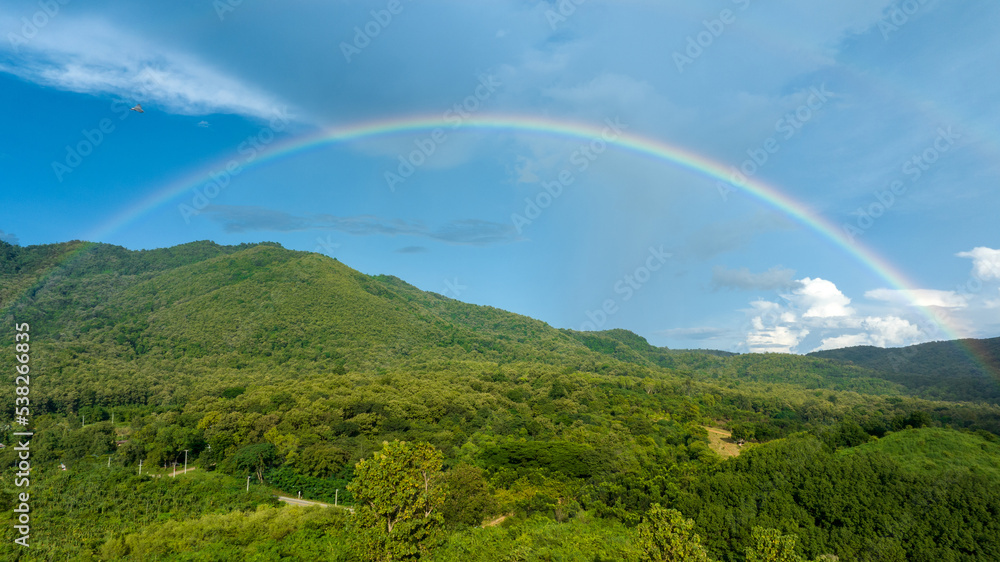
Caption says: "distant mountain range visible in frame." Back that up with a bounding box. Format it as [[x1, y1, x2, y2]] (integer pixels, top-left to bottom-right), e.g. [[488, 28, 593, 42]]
[[1, 239, 998, 407]]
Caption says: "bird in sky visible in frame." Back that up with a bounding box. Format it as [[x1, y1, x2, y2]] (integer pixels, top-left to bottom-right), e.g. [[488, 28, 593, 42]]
[[130, 104, 144, 113]]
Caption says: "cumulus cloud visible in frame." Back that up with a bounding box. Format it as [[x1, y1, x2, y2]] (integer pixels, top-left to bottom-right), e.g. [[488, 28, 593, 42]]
[[746, 325, 810, 354], [957, 247, 1000, 281], [790, 277, 854, 318], [860, 316, 922, 347], [865, 288, 968, 309], [712, 265, 797, 290], [739, 276, 933, 353], [811, 316, 922, 351]]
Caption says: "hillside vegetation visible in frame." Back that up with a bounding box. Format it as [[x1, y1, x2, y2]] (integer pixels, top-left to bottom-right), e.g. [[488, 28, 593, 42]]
[[0, 240, 998, 560]]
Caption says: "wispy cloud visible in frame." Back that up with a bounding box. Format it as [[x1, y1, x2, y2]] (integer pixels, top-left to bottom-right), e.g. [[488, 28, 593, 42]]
[[657, 326, 730, 341], [0, 229, 19, 245], [395, 246, 428, 254], [686, 212, 795, 259], [0, 16, 291, 120], [203, 205, 521, 247], [712, 265, 797, 290], [865, 288, 969, 309]]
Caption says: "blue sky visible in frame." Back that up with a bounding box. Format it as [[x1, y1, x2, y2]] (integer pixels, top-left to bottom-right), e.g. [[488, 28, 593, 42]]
[[1, 0, 999, 353]]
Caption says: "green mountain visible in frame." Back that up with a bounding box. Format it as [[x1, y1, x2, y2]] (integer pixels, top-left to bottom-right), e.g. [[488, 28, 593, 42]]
[[2, 239, 999, 561], [841, 426, 1000, 479], [809, 338, 1000, 403]]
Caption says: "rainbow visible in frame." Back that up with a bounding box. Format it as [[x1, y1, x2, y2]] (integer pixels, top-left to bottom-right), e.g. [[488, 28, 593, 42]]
[[24, 114, 998, 371]]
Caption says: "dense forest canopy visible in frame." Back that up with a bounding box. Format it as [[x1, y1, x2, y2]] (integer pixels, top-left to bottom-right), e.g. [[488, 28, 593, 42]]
[[1, 240, 998, 560]]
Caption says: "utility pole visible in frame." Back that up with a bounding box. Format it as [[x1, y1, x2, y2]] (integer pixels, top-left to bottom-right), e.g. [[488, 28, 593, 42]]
[[138, 460, 142, 475], [246, 476, 251, 493], [183, 450, 189, 474], [108, 456, 111, 468], [111, 411, 114, 425], [82, 414, 85, 427], [335, 489, 338, 506]]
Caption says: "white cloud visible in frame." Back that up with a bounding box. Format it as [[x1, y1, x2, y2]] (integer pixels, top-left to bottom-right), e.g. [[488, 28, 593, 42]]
[[0, 16, 291, 121], [865, 288, 969, 309], [861, 316, 922, 347], [789, 277, 854, 318], [741, 276, 935, 353], [743, 299, 809, 353], [813, 333, 870, 351], [810, 316, 921, 351], [957, 247, 1000, 281], [746, 325, 810, 354]]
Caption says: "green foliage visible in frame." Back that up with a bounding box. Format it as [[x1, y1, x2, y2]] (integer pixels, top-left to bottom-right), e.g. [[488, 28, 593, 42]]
[[635, 504, 712, 562], [105, 504, 351, 560], [744, 527, 802, 562], [223, 442, 280, 482], [1, 240, 999, 560], [349, 440, 447, 560], [479, 440, 601, 478], [440, 464, 498, 528], [678, 432, 1000, 561], [266, 466, 354, 504], [810, 338, 1000, 403], [840, 427, 1000, 479]]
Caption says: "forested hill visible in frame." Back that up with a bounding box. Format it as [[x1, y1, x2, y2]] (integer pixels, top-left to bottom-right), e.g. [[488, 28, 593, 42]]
[[0, 239, 591, 367], [809, 337, 1000, 403], [2, 240, 1000, 560], [2, 239, 998, 407]]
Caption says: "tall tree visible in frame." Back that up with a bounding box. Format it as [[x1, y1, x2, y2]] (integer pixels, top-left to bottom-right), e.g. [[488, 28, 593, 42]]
[[348, 440, 447, 560], [635, 504, 712, 562]]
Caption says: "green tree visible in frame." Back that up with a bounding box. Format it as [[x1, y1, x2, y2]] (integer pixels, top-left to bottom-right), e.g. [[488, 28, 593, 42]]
[[226, 442, 279, 482], [348, 440, 447, 560], [440, 463, 497, 528], [730, 423, 754, 442], [635, 504, 712, 562], [744, 527, 802, 562]]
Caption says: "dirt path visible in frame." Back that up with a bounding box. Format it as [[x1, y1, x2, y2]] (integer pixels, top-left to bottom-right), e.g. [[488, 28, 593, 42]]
[[704, 426, 742, 458], [483, 513, 512, 527], [277, 496, 354, 513]]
